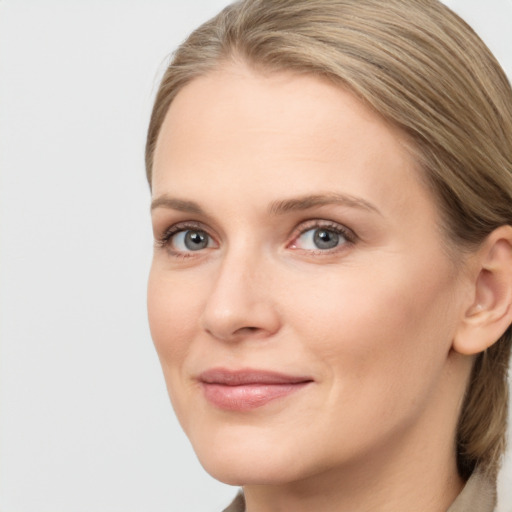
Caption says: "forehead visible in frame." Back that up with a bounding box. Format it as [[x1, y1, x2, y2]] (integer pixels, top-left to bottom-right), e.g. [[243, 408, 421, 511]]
[[154, 62, 407, 167], [151, 61, 431, 222]]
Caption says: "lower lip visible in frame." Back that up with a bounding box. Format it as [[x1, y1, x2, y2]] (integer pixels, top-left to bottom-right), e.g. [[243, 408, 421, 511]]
[[201, 382, 310, 411]]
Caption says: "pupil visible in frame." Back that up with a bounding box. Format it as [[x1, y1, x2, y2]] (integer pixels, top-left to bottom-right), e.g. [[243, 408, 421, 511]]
[[184, 230, 208, 250], [314, 229, 339, 249]]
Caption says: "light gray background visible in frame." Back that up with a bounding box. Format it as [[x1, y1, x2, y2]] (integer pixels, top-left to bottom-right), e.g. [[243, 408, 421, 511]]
[[1, 1, 511, 511]]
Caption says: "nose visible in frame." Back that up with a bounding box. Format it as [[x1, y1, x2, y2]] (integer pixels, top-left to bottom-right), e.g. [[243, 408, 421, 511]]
[[200, 252, 281, 342]]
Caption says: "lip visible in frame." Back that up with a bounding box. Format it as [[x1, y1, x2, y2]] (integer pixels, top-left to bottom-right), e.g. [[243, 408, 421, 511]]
[[198, 368, 313, 411]]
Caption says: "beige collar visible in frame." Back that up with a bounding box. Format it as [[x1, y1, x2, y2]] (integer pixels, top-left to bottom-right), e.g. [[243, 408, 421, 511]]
[[447, 469, 496, 512]]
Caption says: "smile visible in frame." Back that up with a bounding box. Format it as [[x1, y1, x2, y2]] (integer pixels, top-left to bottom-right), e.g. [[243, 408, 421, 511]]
[[198, 368, 314, 411]]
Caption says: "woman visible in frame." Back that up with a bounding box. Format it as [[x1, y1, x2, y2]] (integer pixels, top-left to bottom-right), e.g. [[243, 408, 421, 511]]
[[145, 1, 512, 510]]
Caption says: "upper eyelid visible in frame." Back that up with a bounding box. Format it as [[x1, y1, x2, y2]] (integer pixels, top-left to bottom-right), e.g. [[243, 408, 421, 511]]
[[155, 220, 216, 246], [152, 211, 226, 236], [291, 219, 356, 240], [159, 220, 210, 236]]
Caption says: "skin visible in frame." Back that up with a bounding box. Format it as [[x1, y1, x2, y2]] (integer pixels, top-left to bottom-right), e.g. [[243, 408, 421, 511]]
[[148, 61, 481, 512]]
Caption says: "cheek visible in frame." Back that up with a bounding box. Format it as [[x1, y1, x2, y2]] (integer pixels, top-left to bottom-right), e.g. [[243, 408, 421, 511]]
[[147, 265, 209, 432], [275, 260, 460, 460], [288, 257, 459, 388], [147, 265, 202, 366]]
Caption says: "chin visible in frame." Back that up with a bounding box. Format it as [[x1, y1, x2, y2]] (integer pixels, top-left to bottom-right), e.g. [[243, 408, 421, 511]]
[[199, 452, 302, 486], [190, 424, 325, 486]]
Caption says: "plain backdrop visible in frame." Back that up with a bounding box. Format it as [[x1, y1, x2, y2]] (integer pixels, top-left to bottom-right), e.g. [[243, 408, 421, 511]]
[[1, 1, 511, 511]]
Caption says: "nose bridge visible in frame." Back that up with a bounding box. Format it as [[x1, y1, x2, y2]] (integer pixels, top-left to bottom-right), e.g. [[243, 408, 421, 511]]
[[201, 240, 279, 341]]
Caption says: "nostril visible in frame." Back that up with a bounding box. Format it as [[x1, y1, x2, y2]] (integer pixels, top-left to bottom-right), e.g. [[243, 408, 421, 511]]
[[233, 326, 263, 337]]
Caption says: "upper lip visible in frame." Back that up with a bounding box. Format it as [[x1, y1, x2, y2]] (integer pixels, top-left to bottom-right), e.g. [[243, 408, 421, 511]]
[[198, 368, 313, 386]]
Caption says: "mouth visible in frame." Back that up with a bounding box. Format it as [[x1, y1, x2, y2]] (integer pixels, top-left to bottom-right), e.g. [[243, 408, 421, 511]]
[[198, 368, 314, 411]]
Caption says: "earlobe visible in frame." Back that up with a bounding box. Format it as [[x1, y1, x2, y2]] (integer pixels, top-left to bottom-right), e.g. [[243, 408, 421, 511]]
[[453, 225, 512, 356]]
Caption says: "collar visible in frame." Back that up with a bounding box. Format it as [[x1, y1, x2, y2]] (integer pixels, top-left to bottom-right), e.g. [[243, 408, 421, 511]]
[[447, 468, 496, 512]]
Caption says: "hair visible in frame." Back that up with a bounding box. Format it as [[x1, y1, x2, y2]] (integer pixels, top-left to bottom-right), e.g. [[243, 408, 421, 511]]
[[146, 0, 512, 481]]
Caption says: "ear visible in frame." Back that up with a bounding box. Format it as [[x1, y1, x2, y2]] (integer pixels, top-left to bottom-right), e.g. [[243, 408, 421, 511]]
[[453, 225, 512, 355]]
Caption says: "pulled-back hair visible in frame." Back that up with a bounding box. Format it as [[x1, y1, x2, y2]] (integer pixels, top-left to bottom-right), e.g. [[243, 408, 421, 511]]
[[146, 0, 512, 480]]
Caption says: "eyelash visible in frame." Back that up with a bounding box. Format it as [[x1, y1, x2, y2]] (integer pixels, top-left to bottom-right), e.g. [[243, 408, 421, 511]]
[[155, 221, 213, 258], [289, 220, 356, 253], [154, 219, 357, 257]]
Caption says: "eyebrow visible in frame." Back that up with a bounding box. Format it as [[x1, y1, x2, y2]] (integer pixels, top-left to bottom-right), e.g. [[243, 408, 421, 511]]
[[268, 193, 381, 216], [151, 195, 205, 214], [150, 192, 380, 216]]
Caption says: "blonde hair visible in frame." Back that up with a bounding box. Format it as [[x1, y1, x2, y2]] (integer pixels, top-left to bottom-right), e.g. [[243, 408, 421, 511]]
[[146, 0, 512, 480]]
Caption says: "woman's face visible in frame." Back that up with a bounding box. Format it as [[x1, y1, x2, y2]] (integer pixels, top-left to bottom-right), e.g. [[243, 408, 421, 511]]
[[148, 62, 471, 485]]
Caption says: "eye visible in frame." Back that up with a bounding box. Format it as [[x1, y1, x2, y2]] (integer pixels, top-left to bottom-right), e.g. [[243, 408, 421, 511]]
[[172, 229, 212, 251], [156, 223, 217, 256], [289, 222, 353, 252]]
